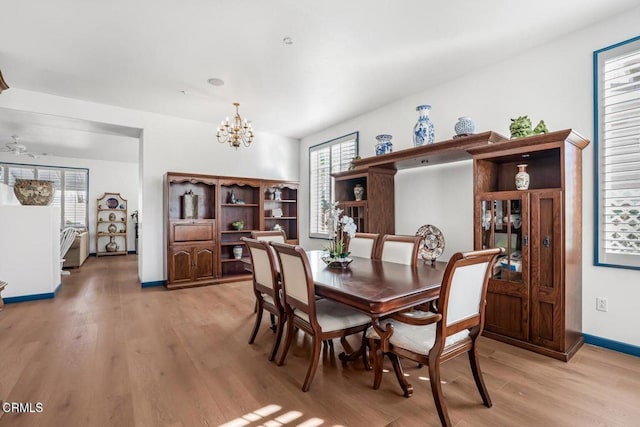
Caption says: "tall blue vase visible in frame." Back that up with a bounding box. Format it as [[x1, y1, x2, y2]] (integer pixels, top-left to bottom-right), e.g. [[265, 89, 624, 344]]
[[413, 105, 435, 146]]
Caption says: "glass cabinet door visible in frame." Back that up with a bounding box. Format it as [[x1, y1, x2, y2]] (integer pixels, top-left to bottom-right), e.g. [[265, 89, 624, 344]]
[[479, 194, 528, 284]]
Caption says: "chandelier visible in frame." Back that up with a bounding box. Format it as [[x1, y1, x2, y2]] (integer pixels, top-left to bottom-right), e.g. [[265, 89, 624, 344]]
[[216, 102, 254, 149]]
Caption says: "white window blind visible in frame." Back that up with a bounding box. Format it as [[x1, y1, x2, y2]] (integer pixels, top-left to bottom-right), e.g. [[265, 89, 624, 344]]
[[1, 162, 89, 230], [309, 132, 358, 239], [595, 35, 640, 269]]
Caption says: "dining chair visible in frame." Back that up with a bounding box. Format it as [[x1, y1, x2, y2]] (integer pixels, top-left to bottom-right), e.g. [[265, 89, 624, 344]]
[[368, 247, 503, 427], [241, 237, 286, 362], [270, 241, 372, 392], [251, 229, 287, 243], [378, 234, 422, 265], [347, 232, 379, 259]]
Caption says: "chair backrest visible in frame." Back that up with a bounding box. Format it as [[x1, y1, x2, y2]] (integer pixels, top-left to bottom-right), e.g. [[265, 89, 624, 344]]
[[252, 230, 287, 271], [60, 227, 78, 259], [270, 242, 317, 323], [241, 237, 281, 308], [347, 232, 379, 259], [435, 248, 503, 341], [379, 234, 422, 265], [251, 230, 287, 244]]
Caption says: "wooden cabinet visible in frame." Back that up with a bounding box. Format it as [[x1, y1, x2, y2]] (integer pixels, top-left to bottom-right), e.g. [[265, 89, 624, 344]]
[[165, 173, 218, 289], [96, 192, 128, 256], [262, 181, 298, 243], [219, 179, 261, 279], [333, 167, 396, 235], [164, 172, 299, 288], [470, 129, 589, 361]]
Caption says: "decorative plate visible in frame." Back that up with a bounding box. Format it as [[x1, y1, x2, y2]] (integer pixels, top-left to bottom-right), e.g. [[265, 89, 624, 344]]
[[416, 224, 445, 261], [106, 197, 119, 209]]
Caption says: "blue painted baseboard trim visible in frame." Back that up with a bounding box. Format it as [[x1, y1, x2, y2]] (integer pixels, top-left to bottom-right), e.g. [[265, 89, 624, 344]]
[[3, 283, 63, 304], [4, 292, 56, 304], [583, 333, 640, 357], [141, 280, 165, 288]]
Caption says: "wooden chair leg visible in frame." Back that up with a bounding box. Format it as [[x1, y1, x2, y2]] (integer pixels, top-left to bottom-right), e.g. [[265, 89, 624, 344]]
[[277, 318, 296, 366], [248, 302, 263, 344], [302, 336, 323, 392], [468, 345, 492, 407], [361, 333, 371, 370], [389, 353, 413, 397], [270, 313, 277, 332], [269, 313, 286, 362], [428, 358, 451, 427]]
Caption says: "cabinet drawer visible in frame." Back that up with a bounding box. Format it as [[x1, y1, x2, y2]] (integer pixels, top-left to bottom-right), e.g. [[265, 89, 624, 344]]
[[170, 220, 215, 242]]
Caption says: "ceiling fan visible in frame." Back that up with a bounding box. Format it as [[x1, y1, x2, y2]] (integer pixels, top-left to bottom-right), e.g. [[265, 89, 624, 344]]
[[1, 135, 49, 158]]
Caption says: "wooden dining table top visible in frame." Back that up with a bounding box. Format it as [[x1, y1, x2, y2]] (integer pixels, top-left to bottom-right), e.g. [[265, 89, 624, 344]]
[[306, 250, 445, 317]]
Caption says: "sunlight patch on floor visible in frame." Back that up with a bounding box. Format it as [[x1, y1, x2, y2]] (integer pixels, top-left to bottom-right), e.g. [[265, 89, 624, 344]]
[[218, 404, 344, 427]]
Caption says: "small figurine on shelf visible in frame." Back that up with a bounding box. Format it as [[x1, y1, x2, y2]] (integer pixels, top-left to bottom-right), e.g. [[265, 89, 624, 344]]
[[228, 189, 236, 204], [274, 188, 282, 201]]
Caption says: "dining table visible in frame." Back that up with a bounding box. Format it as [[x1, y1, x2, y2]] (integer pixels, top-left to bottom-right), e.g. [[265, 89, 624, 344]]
[[306, 250, 446, 362]]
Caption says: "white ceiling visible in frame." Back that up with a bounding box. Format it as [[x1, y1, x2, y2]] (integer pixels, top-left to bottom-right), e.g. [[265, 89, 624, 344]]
[[1, 0, 639, 161]]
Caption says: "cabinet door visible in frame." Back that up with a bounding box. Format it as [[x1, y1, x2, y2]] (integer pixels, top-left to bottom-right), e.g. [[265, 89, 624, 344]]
[[193, 245, 216, 281], [169, 247, 194, 284], [530, 191, 563, 350], [477, 192, 530, 341]]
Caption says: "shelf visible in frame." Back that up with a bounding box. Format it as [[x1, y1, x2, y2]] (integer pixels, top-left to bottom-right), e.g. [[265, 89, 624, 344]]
[[96, 251, 127, 256], [221, 203, 260, 207], [350, 131, 507, 171], [97, 232, 127, 236], [265, 216, 296, 220], [265, 199, 297, 203], [220, 230, 253, 234], [221, 241, 245, 246], [98, 208, 126, 212]]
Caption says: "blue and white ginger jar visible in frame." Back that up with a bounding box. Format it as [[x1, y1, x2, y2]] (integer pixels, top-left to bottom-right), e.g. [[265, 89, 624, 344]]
[[375, 134, 393, 156], [413, 105, 435, 146], [454, 116, 476, 136]]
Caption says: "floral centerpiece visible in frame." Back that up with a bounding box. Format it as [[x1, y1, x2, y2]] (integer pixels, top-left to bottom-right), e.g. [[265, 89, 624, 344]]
[[323, 202, 357, 268]]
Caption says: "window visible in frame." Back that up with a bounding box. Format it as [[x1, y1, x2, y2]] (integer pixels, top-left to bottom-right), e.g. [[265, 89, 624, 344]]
[[309, 132, 358, 239], [0, 162, 89, 230], [594, 35, 640, 269]]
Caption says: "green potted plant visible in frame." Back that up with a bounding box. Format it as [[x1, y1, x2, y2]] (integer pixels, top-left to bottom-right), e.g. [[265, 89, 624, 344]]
[[231, 220, 244, 230]]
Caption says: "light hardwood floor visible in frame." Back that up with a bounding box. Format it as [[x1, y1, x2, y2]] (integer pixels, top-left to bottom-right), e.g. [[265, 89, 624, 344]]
[[0, 255, 638, 427]]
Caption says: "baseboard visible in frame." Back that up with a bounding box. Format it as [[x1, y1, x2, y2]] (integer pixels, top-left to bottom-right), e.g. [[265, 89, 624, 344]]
[[583, 333, 640, 357], [141, 280, 165, 288], [4, 291, 56, 304]]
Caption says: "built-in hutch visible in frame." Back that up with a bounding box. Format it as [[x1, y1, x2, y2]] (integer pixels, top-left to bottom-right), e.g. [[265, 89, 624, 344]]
[[344, 129, 587, 361], [164, 172, 298, 289], [469, 129, 588, 361]]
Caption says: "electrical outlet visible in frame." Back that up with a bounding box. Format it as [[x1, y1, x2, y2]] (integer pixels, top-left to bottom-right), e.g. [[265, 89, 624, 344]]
[[596, 297, 608, 312]]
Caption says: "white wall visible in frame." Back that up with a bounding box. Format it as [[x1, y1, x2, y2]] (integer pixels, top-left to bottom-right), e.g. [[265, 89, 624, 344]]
[[0, 153, 139, 252], [0, 206, 60, 298], [0, 89, 300, 284], [300, 7, 640, 346]]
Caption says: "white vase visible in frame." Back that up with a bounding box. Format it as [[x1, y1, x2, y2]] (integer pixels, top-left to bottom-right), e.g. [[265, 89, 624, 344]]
[[454, 116, 475, 136], [375, 134, 393, 155], [413, 105, 435, 146], [353, 184, 364, 201], [515, 164, 530, 190], [233, 245, 243, 259]]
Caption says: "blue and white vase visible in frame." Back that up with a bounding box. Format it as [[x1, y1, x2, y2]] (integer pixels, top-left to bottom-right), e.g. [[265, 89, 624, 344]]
[[375, 134, 393, 155], [413, 105, 435, 146], [454, 116, 476, 137]]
